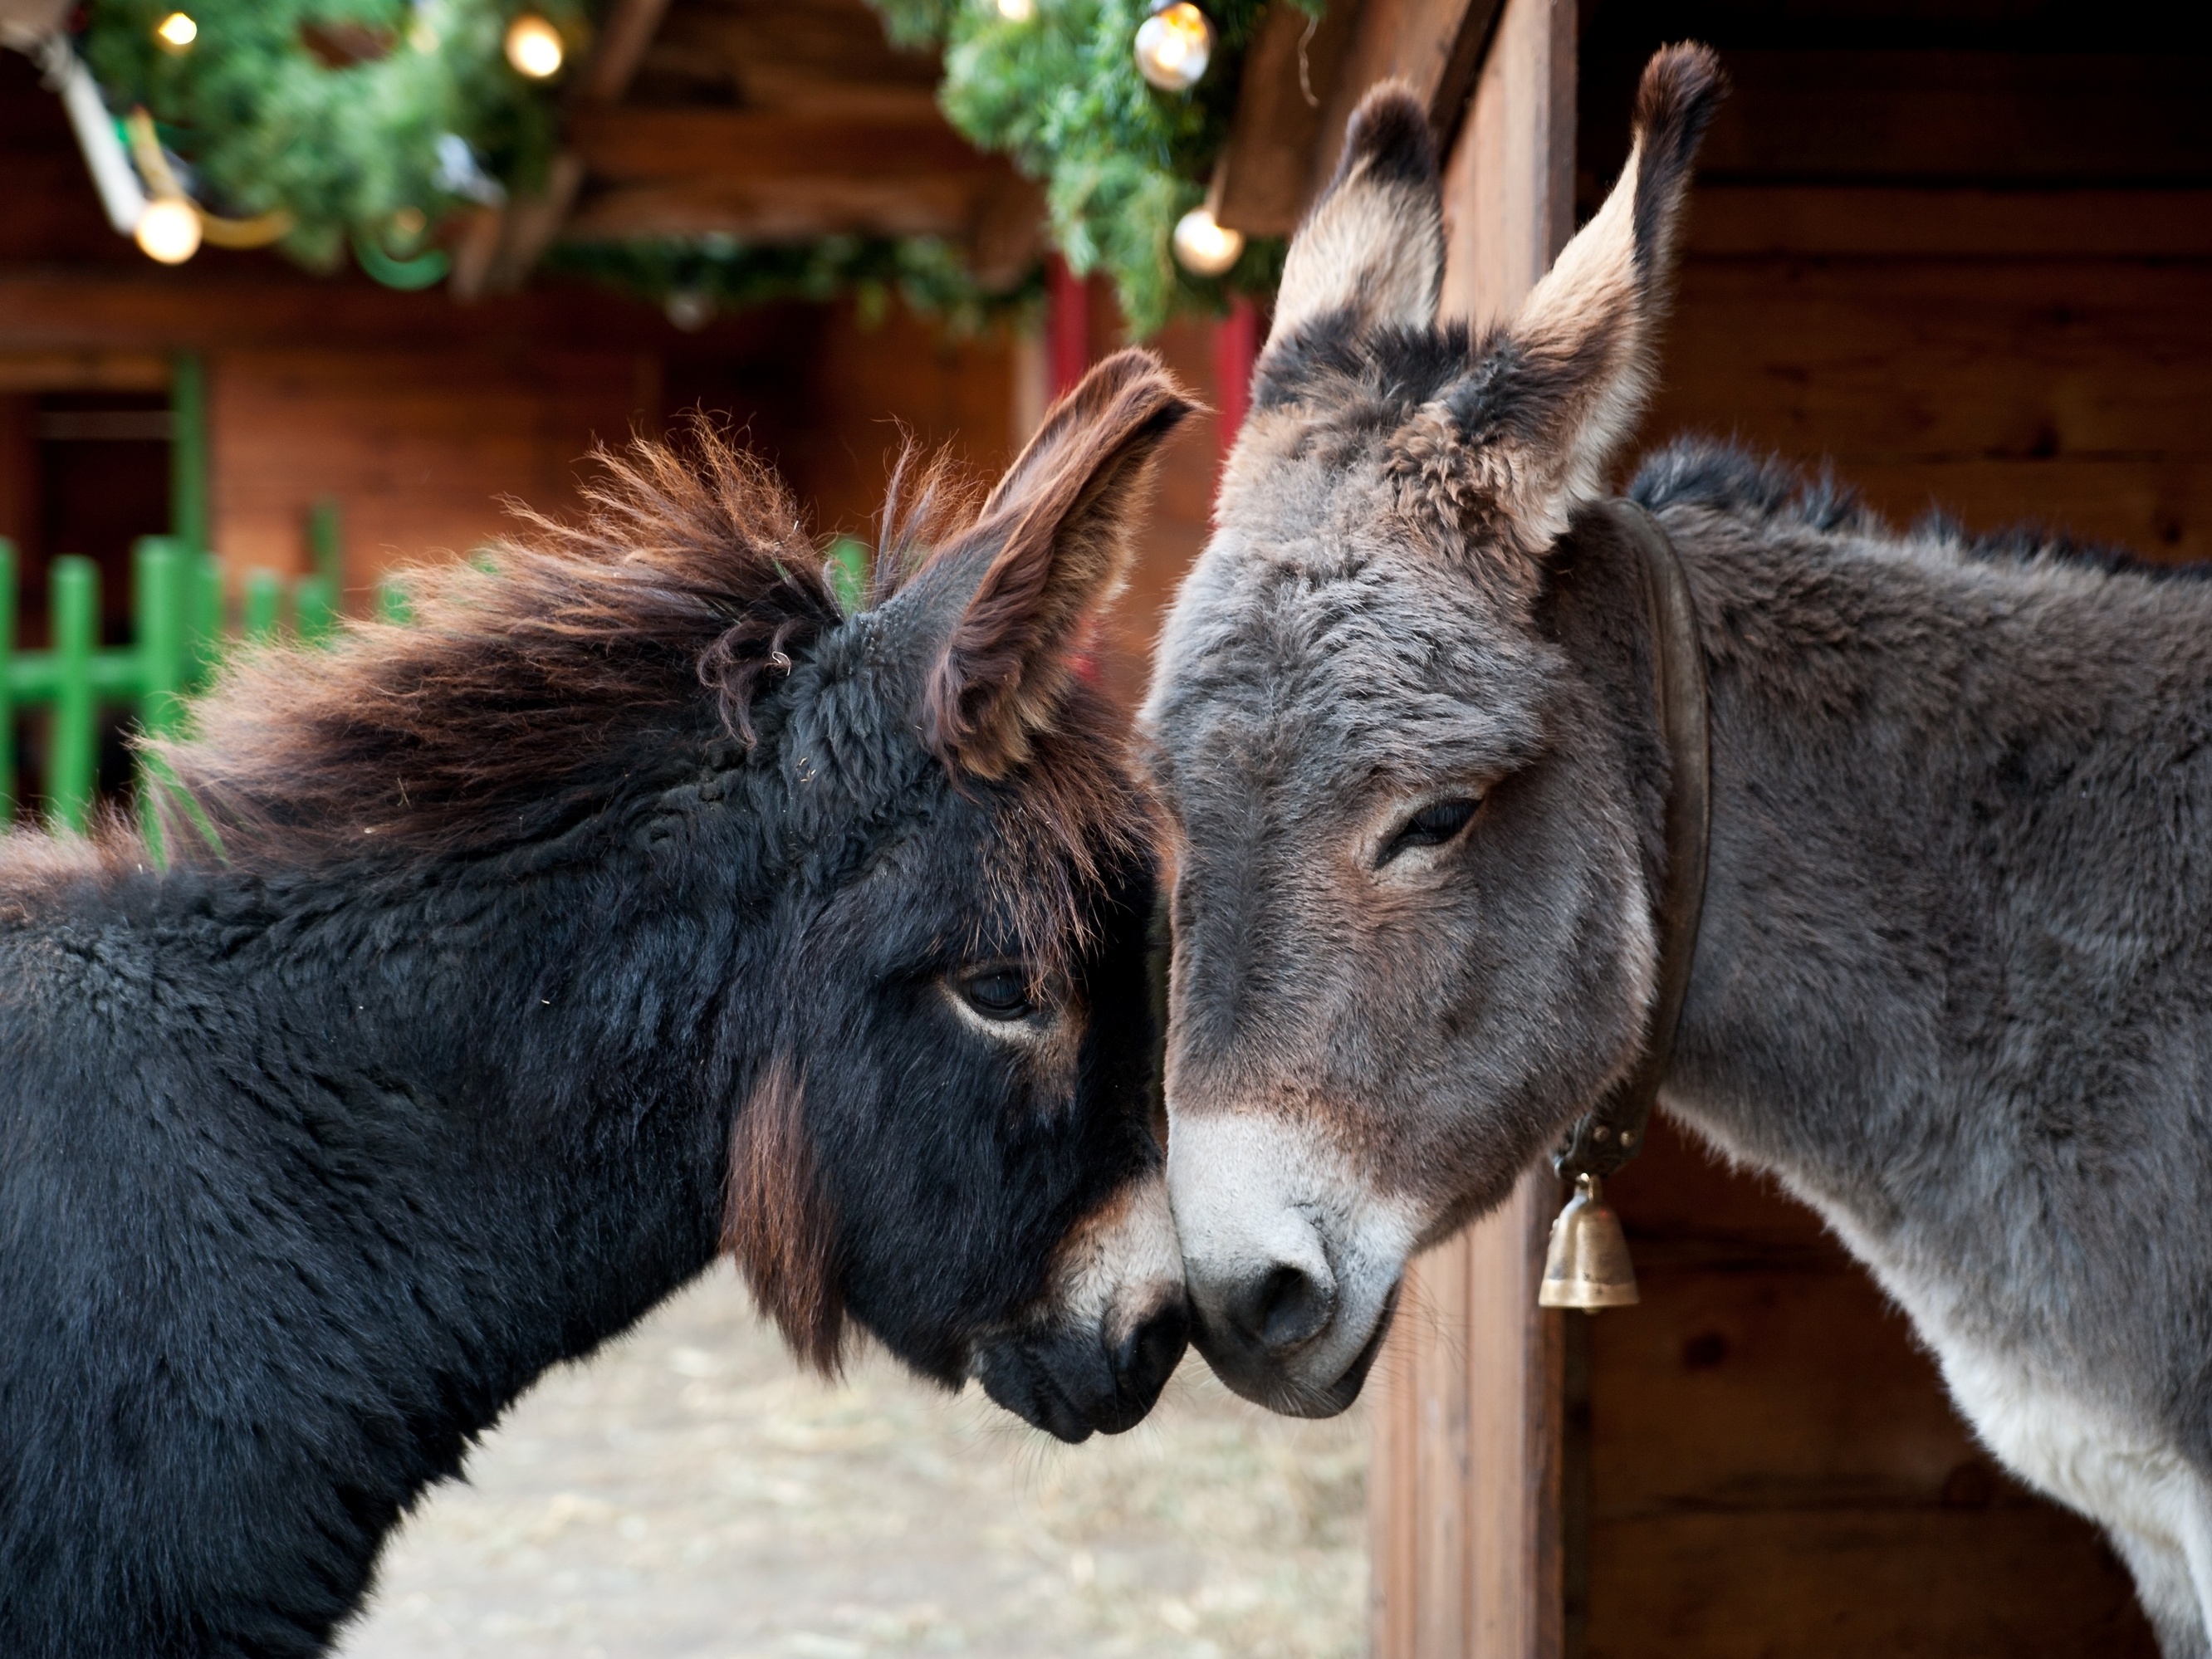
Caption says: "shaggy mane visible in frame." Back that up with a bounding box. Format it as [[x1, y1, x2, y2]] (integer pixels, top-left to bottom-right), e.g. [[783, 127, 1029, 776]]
[[139, 420, 1084, 870], [1632, 435, 2195, 580]]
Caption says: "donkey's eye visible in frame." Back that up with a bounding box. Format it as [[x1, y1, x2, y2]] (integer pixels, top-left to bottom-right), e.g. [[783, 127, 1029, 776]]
[[959, 969, 1036, 1023], [1385, 797, 1480, 861]]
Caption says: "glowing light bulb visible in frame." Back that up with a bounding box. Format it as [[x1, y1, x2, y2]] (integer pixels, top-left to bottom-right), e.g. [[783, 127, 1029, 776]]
[[1172, 205, 1243, 276], [136, 198, 203, 264], [503, 13, 565, 78], [154, 11, 198, 49], [996, 0, 1035, 20], [1133, 0, 1212, 92]]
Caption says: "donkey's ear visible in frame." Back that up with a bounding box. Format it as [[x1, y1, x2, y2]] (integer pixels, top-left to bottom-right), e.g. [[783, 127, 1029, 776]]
[[1463, 45, 1725, 543], [917, 348, 1194, 778], [1269, 81, 1443, 347]]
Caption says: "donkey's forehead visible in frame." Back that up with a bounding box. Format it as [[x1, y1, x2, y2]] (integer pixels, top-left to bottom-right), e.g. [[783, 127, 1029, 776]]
[[1143, 519, 1556, 804]]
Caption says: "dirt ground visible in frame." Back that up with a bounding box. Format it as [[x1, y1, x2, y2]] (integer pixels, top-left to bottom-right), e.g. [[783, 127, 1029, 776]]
[[338, 1264, 1368, 1659]]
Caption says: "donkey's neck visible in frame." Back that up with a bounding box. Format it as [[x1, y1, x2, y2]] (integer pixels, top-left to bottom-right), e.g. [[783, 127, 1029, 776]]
[[1629, 492, 2212, 1348], [8, 830, 757, 1496]]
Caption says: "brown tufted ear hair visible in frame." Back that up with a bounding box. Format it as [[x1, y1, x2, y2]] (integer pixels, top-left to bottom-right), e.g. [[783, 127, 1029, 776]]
[[723, 1057, 845, 1374], [920, 348, 1195, 780]]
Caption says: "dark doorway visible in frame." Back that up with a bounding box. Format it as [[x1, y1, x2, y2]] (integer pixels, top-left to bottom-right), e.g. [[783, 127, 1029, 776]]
[[0, 387, 173, 822]]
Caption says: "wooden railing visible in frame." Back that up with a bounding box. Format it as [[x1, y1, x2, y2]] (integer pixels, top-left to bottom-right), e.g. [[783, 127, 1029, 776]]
[[0, 536, 338, 833]]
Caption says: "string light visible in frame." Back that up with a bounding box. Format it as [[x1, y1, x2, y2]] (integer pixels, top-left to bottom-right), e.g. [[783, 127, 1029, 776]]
[[135, 197, 203, 264], [996, 0, 1035, 19], [1133, 0, 1212, 92], [1172, 205, 1242, 276], [154, 12, 198, 51], [503, 14, 564, 78]]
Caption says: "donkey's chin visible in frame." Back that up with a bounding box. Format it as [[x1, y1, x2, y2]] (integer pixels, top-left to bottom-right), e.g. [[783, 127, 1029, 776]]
[[975, 1170, 1192, 1441], [973, 1299, 1189, 1442]]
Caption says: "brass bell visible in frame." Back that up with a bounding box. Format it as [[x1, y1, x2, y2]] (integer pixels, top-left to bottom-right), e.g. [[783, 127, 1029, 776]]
[[1538, 1173, 1639, 1310]]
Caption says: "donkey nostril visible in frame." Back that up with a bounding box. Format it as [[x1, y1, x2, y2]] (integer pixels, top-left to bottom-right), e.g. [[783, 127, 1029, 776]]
[[1112, 1299, 1191, 1407], [1229, 1263, 1334, 1355]]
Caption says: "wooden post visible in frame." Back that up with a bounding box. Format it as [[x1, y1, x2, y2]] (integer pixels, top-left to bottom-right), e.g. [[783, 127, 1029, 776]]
[[1212, 296, 1260, 474], [1368, 0, 1577, 1653], [1046, 255, 1092, 401], [170, 351, 207, 556], [47, 554, 97, 834]]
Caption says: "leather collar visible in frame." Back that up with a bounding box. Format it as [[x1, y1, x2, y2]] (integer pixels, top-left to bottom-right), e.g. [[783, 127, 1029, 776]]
[[1554, 500, 1712, 1183]]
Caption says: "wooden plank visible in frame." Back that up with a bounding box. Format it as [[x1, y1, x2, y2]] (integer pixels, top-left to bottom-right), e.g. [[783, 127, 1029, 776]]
[[468, 151, 588, 296], [1470, 1173, 1565, 1659], [0, 352, 171, 393], [572, 0, 674, 104], [1436, 0, 1570, 329], [568, 107, 991, 184], [640, 0, 941, 112], [1693, 51, 2212, 187], [1371, 1170, 1568, 1659], [1589, 1508, 2156, 1658], [563, 174, 996, 242], [1212, 0, 1365, 237], [1685, 187, 2212, 260], [1312, 0, 1501, 196], [1368, 4, 1576, 1652], [1651, 258, 2212, 467], [1368, 1334, 1421, 1657], [0, 274, 698, 353], [206, 345, 648, 582]]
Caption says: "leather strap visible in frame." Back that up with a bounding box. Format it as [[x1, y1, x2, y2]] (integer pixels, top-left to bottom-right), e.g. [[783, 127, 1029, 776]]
[[1554, 500, 1712, 1182]]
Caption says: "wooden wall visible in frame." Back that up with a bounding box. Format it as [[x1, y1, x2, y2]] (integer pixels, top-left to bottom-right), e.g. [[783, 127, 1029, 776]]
[[1589, 1121, 2154, 1657], [1568, 5, 2210, 1652], [204, 347, 650, 588]]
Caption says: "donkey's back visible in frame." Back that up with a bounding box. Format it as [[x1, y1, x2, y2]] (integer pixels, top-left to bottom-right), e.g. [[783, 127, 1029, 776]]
[[0, 851, 561, 1655]]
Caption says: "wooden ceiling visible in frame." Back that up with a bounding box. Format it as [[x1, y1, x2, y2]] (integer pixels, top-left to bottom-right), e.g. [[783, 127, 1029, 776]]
[[460, 0, 1040, 292]]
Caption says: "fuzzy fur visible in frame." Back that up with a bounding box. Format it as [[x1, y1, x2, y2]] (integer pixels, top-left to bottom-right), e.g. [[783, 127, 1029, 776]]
[[0, 358, 1195, 1657], [1146, 39, 2212, 1654]]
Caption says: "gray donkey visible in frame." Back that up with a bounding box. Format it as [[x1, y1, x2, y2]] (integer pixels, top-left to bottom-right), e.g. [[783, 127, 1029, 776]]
[[1143, 42, 2212, 1653]]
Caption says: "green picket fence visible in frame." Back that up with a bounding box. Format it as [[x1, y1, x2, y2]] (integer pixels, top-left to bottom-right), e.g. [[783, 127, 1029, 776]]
[[3, 528, 870, 836], [0, 536, 338, 833]]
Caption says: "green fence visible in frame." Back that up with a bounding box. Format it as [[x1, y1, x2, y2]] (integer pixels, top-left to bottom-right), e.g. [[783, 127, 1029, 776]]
[[0, 536, 337, 834]]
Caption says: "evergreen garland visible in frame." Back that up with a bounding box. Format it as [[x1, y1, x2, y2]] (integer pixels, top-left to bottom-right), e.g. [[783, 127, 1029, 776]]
[[870, 0, 1307, 333], [80, 0, 570, 272], [545, 234, 1042, 333]]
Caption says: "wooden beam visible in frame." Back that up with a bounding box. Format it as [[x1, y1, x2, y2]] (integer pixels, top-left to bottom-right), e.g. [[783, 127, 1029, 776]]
[[573, 0, 675, 104], [1211, 0, 1364, 237], [1214, 0, 1500, 237], [470, 0, 673, 294], [1684, 186, 2212, 259], [1436, 0, 1570, 327], [465, 151, 586, 296], [1309, 0, 1501, 201], [1368, 2, 1576, 1656], [568, 107, 992, 185], [562, 172, 997, 242], [0, 273, 695, 354], [0, 350, 171, 392]]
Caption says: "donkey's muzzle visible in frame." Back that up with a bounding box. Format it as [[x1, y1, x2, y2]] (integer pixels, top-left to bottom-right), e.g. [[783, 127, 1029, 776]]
[[976, 1294, 1190, 1443]]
